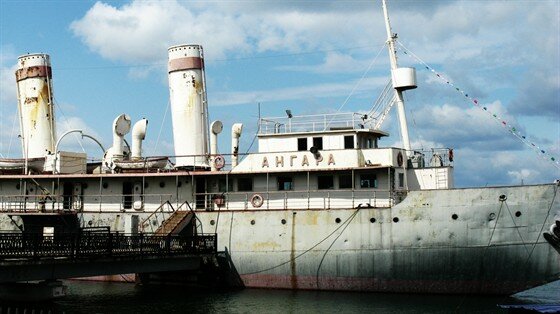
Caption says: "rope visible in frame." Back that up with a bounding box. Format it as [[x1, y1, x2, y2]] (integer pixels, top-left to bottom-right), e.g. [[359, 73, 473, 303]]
[[151, 99, 170, 156], [315, 207, 361, 288], [324, 43, 387, 130], [53, 97, 86, 153], [523, 183, 559, 265], [242, 208, 360, 275], [504, 200, 530, 257], [396, 40, 560, 169], [7, 109, 18, 156]]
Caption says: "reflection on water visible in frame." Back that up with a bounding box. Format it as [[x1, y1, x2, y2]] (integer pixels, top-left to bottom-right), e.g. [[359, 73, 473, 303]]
[[0, 280, 558, 314]]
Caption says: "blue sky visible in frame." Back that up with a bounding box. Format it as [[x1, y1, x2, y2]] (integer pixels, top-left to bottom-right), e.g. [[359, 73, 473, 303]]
[[0, 0, 558, 187]]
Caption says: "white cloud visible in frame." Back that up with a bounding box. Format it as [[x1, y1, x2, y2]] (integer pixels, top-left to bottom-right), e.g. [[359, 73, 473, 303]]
[[210, 76, 387, 106]]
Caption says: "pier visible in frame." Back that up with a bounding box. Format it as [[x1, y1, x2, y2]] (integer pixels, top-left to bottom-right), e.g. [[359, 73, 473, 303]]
[[0, 230, 216, 283]]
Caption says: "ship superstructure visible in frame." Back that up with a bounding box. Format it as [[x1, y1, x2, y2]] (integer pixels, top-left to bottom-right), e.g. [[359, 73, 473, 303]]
[[0, 0, 557, 294]]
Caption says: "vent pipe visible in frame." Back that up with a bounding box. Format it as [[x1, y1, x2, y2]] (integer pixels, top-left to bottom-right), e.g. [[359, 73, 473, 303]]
[[110, 114, 131, 160], [231, 123, 243, 167], [131, 119, 148, 159], [210, 120, 223, 171]]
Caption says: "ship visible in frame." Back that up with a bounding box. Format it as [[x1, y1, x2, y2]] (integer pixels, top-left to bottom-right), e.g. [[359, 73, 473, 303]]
[[0, 0, 558, 294]]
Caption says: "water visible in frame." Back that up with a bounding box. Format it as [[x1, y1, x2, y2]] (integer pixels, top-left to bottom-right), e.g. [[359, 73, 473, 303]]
[[0, 280, 558, 313]]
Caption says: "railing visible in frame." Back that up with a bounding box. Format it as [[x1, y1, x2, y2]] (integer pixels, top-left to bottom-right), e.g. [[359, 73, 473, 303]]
[[0, 232, 217, 260], [259, 112, 372, 135], [197, 189, 395, 211], [0, 193, 173, 214], [408, 148, 454, 168], [140, 200, 175, 233]]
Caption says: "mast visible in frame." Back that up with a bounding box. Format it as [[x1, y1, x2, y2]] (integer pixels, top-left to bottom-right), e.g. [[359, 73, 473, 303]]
[[382, 0, 412, 156]]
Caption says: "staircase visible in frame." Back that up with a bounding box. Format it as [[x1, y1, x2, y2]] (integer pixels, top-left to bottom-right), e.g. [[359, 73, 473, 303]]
[[154, 211, 194, 235]]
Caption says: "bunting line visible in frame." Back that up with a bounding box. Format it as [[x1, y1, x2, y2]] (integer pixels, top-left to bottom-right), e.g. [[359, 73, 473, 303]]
[[396, 41, 559, 169]]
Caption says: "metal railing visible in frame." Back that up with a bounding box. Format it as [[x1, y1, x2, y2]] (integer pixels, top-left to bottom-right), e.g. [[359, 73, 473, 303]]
[[0, 193, 173, 214], [196, 189, 395, 211], [0, 232, 217, 260], [259, 112, 372, 135]]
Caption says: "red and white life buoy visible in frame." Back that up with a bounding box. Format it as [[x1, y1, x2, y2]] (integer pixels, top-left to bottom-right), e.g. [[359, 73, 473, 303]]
[[250, 194, 264, 208], [214, 155, 225, 170]]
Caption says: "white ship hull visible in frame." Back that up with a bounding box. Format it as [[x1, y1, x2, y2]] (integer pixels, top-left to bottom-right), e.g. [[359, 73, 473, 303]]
[[3, 181, 553, 294], [191, 184, 559, 294]]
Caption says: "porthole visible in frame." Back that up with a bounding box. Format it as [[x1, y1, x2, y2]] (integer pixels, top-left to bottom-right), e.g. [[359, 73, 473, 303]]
[[335, 218, 341, 224], [515, 211, 522, 217], [29, 187, 34, 192], [159, 182, 165, 188], [152, 220, 158, 226], [15, 183, 20, 190], [489, 213, 496, 220], [370, 218, 376, 223], [251, 220, 256, 225], [210, 220, 215, 225], [88, 220, 93, 226], [102, 182, 109, 189], [452, 214, 458, 220], [393, 217, 399, 223], [177, 181, 182, 188], [281, 219, 287, 225]]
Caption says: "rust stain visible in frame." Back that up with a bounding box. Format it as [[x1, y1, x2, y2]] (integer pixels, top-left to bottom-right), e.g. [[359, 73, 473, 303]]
[[252, 240, 281, 250], [290, 212, 297, 289]]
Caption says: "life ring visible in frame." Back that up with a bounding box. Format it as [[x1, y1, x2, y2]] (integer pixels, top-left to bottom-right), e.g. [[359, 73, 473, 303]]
[[250, 194, 264, 208], [214, 155, 225, 170], [397, 152, 403, 167]]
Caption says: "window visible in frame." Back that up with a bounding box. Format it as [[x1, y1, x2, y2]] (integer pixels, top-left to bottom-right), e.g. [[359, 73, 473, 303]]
[[313, 137, 323, 150], [237, 177, 253, 191], [360, 174, 377, 188], [122, 182, 133, 209], [398, 173, 404, 188], [339, 174, 353, 189], [318, 176, 334, 189], [298, 138, 307, 151], [344, 135, 354, 149], [277, 177, 294, 191], [366, 138, 373, 149], [218, 179, 234, 192]]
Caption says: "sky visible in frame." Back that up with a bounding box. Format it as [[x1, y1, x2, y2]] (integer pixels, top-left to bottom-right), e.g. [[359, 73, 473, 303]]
[[0, 0, 558, 187]]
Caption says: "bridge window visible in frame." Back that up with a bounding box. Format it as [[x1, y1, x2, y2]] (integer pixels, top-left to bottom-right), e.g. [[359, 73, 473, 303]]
[[298, 138, 307, 151], [237, 177, 253, 191], [313, 137, 323, 150], [277, 176, 293, 191], [344, 135, 354, 149], [218, 179, 233, 192], [360, 174, 377, 188], [339, 174, 353, 189], [123, 182, 133, 209], [398, 173, 404, 188], [318, 175, 334, 189]]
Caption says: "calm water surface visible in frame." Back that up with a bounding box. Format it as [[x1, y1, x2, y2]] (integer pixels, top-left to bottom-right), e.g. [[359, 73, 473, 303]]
[[0, 280, 558, 313]]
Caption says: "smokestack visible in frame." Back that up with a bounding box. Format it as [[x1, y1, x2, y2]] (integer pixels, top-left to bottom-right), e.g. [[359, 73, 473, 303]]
[[209, 120, 223, 171], [131, 119, 148, 160], [231, 123, 243, 167], [168, 44, 209, 169], [15, 53, 56, 159]]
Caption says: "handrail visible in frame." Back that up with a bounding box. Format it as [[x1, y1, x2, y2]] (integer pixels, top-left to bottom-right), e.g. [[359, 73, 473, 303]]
[[196, 188, 397, 210], [139, 200, 175, 233], [0, 232, 217, 260]]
